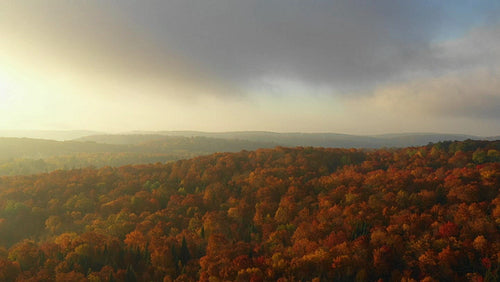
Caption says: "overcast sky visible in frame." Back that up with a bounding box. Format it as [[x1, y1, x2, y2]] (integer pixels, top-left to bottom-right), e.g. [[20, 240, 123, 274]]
[[1, 1, 500, 135]]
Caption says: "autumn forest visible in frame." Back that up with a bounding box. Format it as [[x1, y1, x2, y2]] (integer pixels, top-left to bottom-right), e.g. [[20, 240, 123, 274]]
[[0, 139, 498, 281]]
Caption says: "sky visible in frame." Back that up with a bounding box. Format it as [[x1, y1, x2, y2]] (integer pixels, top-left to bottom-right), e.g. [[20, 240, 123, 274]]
[[1, 1, 500, 136]]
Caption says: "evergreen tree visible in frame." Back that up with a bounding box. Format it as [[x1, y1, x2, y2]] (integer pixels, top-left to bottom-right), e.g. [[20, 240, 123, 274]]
[[179, 236, 191, 266]]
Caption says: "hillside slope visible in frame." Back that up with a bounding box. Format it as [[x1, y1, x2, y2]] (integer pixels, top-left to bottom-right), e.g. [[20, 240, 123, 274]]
[[0, 140, 499, 280]]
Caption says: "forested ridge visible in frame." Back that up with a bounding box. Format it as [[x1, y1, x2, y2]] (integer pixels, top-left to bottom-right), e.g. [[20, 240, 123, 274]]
[[0, 140, 499, 281], [0, 136, 275, 176]]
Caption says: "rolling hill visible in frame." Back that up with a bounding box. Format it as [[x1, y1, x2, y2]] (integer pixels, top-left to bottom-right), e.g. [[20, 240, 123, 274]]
[[0, 140, 498, 281], [81, 131, 483, 148], [0, 136, 275, 176]]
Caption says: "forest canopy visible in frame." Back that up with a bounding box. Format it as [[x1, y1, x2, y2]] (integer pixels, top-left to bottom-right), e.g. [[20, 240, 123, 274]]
[[0, 140, 499, 281]]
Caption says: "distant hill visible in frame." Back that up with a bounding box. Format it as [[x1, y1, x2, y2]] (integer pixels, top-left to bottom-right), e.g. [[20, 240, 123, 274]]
[[76, 134, 176, 145], [0, 138, 125, 160], [486, 135, 500, 141], [0, 131, 497, 176], [0, 136, 276, 176], [372, 133, 479, 147], [2, 130, 493, 148], [101, 131, 485, 148], [0, 130, 102, 141]]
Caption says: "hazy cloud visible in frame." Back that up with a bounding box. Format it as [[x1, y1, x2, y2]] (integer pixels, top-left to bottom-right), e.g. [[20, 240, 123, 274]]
[[346, 22, 500, 120], [3, 1, 499, 96], [1, 1, 500, 135], [115, 1, 436, 90], [114, 0, 500, 92], [353, 68, 500, 120], [0, 1, 232, 100]]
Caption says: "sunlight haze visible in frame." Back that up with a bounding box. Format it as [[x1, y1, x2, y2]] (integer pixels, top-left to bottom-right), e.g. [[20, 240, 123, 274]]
[[1, 1, 500, 136]]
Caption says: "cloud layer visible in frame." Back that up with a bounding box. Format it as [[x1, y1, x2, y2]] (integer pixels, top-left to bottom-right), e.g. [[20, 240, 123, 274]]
[[114, 1, 499, 91], [0, 1, 500, 135]]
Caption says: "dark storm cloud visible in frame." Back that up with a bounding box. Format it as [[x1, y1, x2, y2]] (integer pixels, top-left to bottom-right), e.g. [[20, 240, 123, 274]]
[[113, 0, 499, 91]]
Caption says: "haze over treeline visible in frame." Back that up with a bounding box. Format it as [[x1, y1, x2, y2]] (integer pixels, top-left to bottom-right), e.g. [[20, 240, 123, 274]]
[[0, 131, 497, 176]]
